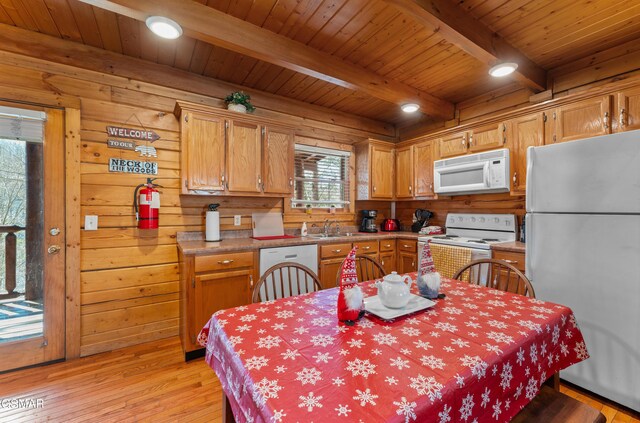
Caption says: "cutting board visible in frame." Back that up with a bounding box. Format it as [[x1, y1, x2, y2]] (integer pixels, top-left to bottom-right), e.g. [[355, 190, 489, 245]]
[[252, 213, 285, 238]]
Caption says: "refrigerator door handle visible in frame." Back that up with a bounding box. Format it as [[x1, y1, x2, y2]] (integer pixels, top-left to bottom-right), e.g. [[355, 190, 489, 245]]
[[525, 146, 535, 212], [525, 214, 533, 279]]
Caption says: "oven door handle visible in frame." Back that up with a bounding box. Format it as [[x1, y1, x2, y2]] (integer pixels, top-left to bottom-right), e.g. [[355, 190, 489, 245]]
[[483, 161, 490, 188]]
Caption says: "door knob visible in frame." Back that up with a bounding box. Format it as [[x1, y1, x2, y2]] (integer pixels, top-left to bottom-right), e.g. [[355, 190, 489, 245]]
[[48, 245, 61, 254]]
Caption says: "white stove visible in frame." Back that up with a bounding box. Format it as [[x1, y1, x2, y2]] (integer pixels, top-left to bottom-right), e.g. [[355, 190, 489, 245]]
[[418, 213, 517, 251]]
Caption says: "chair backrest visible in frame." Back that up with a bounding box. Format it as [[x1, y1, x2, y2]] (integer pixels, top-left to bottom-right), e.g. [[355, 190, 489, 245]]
[[452, 259, 536, 298], [335, 255, 386, 286], [252, 262, 322, 303]]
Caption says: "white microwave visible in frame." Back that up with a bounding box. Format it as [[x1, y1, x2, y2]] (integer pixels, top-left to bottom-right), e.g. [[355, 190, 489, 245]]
[[433, 148, 510, 195]]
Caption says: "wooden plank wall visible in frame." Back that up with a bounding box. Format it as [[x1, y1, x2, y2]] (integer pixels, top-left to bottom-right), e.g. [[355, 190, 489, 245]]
[[396, 193, 526, 230], [0, 51, 385, 356]]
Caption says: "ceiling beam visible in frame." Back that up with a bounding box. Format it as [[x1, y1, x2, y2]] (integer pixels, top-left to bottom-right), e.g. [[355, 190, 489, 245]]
[[385, 0, 547, 91], [77, 0, 455, 120]]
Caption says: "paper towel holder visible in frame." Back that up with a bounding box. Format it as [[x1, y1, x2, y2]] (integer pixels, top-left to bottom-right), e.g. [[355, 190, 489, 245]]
[[205, 203, 221, 242]]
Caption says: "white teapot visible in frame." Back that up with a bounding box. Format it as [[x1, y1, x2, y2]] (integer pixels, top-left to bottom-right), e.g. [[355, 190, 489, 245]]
[[375, 272, 413, 309]]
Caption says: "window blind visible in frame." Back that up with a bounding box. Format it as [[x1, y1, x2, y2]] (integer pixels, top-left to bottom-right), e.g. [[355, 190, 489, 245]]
[[292, 144, 350, 208], [0, 106, 46, 143]]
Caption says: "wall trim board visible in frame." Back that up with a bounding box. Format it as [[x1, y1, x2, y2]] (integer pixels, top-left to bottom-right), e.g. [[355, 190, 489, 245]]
[[65, 107, 82, 359]]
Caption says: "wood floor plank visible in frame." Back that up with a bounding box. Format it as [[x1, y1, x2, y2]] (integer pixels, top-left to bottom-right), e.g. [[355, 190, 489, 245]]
[[1, 336, 637, 422]]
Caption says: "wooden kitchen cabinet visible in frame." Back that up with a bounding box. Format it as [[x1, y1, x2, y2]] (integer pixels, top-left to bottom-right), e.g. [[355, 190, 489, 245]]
[[227, 120, 262, 193], [413, 140, 435, 197], [492, 249, 526, 293], [437, 131, 468, 159], [180, 250, 257, 356], [469, 122, 506, 153], [179, 109, 226, 193], [262, 125, 294, 194], [355, 140, 395, 200], [616, 87, 640, 132], [395, 145, 414, 199], [551, 95, 612, 143], [508, 112, 545, 194], [397, 239, 417, 274], [379, 239, 396, 274]]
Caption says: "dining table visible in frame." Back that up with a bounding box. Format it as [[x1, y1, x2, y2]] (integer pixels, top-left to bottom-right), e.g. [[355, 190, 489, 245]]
[[198, 273, 589, 422]]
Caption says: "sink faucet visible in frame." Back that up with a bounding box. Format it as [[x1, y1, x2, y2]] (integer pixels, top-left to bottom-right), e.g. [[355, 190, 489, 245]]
[[324, 219, 339, 236]]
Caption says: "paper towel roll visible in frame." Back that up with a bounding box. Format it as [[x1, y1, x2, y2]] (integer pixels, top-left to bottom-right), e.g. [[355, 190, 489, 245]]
[[206, 211, 221, 242]]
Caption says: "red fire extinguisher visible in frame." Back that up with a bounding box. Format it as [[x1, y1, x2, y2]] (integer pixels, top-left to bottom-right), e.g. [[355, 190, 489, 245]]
[[134, 178, 161, 229]]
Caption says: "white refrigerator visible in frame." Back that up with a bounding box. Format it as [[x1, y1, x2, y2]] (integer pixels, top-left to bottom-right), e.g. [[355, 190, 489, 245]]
[[525, 130, 640, 412]]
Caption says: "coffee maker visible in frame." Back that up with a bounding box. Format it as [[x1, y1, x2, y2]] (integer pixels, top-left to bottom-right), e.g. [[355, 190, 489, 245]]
[[359, 210, 378, 233]]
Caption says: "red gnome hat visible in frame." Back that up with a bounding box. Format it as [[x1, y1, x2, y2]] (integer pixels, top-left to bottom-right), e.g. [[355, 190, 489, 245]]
[[337, 247, 364, 324]]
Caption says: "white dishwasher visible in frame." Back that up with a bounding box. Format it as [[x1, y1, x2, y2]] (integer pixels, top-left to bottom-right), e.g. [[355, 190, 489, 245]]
[[259, 244, 319, 298]]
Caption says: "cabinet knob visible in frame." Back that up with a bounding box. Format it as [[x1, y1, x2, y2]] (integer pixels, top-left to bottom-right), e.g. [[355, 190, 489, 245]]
[[372, 186, 376, 193], [381, 260, 385, 265], [384, 244, 391, 248], [468, 134, 473, 146], [289, 177, 293, 187], [513, 172, 517, 184], [429, 183, 433, 190], [461, 137, 465, 146], [217, 259, 234, 265], [403, 244, 410, 248], [603, 111, 610, 130], [408, 185, 412, 193], [620, 109, 626, 128], [332, 249, 342, 254], [249, 275, 254, 288], [503, 259, 518, 264], [48, 245, 61, 254], [363, 246, 371, 250]]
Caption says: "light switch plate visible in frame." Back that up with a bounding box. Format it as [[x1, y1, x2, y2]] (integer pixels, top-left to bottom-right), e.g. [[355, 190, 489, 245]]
[[234, 215, 242, 226], [85, 215, 98, 230]]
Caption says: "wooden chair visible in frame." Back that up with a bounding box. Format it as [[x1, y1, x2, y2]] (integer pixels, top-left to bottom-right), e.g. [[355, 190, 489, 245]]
[[252, 262, 322, 303], [335, 255, 386, 286], [512, 386, 606, 423], [452, 258, 536, 298]]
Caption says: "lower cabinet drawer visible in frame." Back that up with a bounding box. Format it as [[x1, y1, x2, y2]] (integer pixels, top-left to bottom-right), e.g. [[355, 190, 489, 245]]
[[397, 239, 417, 253], [379, 240, 396, 252], [352, 240, 378, 254], [320, 243, 352, 259], [194, 251, 254, 273], [493, 250, 525, 272]]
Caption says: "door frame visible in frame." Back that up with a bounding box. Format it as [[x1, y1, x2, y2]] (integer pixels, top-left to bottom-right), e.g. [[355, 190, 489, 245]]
[[0, 97, 81, 365]]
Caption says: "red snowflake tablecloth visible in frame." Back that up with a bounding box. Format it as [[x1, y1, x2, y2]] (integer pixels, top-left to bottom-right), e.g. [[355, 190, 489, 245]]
[[199, 275, 589, 422]]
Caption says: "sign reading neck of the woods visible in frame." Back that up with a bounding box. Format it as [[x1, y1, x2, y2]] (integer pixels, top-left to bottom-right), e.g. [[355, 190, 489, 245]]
[[108, 158, 158, 175], [106, 126, 160, 142]]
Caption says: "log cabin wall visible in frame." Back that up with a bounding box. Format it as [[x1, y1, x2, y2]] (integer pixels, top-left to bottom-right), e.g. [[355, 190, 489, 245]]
[[0, 45, 391, 356]]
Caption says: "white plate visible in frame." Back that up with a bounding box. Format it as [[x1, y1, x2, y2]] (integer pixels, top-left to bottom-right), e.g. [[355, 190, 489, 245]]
[[364, 294, 436, 320]]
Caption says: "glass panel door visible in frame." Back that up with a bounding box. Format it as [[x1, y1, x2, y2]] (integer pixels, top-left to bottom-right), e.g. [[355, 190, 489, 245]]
[[0, 105, 65, 372]]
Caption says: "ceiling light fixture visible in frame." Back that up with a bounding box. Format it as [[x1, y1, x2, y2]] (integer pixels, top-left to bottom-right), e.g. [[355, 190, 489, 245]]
[[145, 16, 183, 39], [488, 62, 518, 77], [401, 103, 420, 113]]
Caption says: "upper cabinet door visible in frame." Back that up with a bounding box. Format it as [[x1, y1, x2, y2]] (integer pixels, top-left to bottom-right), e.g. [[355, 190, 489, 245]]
[[263, 126, 294, 194], [395, 146, 414, 199], [617, 87, 640, 132], [438, 131, 468, 158], [181, 111, 226, 193], [508, 113, 545, 194], [370, 144, 394, 199], [227, 120, 262, 193], [469, 122, 505, 153], [414, 140, 434, 197], [554, 95, 612, 143]]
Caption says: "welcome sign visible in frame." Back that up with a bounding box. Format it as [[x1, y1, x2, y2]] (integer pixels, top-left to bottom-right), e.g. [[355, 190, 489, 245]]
[[108, 158, 158, 175], [106, 125, 160, 142]]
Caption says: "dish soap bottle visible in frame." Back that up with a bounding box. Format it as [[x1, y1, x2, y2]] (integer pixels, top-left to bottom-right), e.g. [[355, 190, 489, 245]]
[[301, 222, 308, 237]]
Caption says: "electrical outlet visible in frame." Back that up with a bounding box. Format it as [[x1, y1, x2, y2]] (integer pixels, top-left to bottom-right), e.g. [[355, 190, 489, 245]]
[[85, 215, 98, 230], [234, 215, 242, 226]]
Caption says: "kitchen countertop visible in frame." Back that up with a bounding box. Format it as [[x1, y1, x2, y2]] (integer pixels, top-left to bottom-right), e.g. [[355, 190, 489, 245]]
[[178, 231, 420, 255], [491, 241, 526, 253]]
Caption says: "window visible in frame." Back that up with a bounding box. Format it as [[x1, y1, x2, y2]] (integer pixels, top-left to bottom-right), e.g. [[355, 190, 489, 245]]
[[292, 144, 350, 209]]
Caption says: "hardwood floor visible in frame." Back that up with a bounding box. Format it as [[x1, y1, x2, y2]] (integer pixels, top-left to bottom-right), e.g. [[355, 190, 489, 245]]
[[0, 336, 637, 422]]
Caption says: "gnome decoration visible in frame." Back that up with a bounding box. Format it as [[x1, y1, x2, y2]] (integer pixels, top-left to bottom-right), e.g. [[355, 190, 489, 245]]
[[337, 247, 365, 325], [416, 241, 442, 299]]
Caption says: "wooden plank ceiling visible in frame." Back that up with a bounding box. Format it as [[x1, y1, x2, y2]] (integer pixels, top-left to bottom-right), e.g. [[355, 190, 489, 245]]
[[0, 0, 638, 125]]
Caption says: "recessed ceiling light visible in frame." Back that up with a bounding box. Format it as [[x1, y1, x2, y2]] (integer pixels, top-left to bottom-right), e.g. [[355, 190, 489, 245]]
[[145, 16, 183, 39], [488, 62, 518, 77], [401, 103, 420, 113]]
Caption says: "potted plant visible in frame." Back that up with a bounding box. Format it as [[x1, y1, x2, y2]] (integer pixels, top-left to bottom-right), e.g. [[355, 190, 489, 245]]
[[224, 91, 255, 113]]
